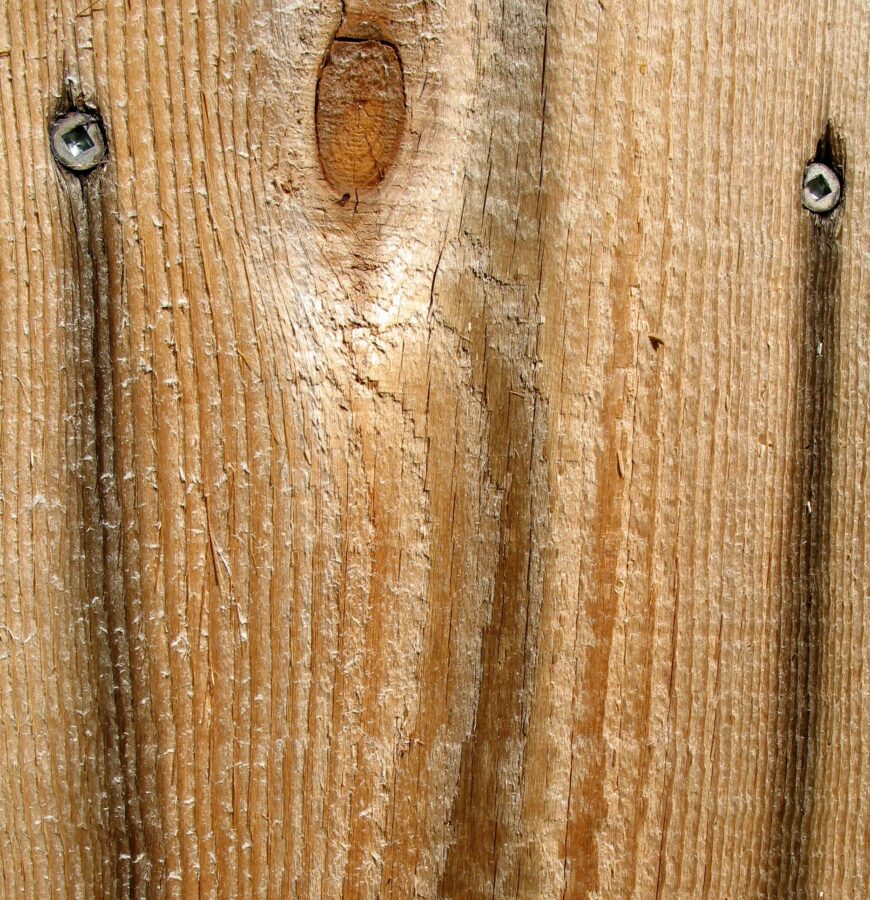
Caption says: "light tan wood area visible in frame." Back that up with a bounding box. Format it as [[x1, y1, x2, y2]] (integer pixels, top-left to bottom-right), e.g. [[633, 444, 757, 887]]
[[1, 0, 868, 897]]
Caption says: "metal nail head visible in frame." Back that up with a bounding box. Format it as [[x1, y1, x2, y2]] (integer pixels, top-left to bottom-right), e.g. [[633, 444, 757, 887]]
[[802, 162, 841, 214], [50, 111, 106, 173]]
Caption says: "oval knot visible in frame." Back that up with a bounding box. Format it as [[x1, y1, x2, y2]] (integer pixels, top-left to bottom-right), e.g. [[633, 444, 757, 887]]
[[315, 39, 406, 195]]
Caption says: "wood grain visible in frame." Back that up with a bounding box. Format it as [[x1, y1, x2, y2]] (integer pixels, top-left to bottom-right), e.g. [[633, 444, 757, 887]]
[[1, 0, 868, 897]]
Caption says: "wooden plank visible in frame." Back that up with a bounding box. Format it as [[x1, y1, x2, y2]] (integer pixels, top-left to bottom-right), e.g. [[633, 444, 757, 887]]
[[0, 0, 868, 896]]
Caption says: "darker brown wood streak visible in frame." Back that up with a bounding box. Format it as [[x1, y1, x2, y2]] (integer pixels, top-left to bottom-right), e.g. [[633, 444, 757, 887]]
[[438, 0, 553, 893], [57, 109, 145, 896], [563, 22, 643, 900], [770, 124, 845, 898], [91, 157, 156, 897]]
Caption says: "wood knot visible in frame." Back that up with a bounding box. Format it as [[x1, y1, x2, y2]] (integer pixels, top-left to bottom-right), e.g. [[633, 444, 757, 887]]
[[315, 37, 406, 195]]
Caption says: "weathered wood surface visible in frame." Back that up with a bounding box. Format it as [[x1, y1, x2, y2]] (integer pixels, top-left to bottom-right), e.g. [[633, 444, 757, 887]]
[[1, 0, 868, 897]]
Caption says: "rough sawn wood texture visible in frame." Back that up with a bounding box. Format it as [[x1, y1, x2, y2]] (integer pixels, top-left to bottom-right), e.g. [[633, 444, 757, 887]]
[[0, 0, 868, 897]]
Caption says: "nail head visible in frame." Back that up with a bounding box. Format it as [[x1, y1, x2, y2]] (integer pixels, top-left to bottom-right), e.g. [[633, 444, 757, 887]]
[[50, 111, 106, 174], [802, 162, 841, 214]]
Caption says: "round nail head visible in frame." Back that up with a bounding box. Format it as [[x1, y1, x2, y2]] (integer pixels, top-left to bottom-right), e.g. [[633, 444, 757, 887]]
[[802, 162, 841, 214], [50, 111, 106, 173]]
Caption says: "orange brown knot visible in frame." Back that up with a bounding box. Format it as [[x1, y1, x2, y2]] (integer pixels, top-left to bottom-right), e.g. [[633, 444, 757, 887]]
[[315, 38, 406, 195]]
